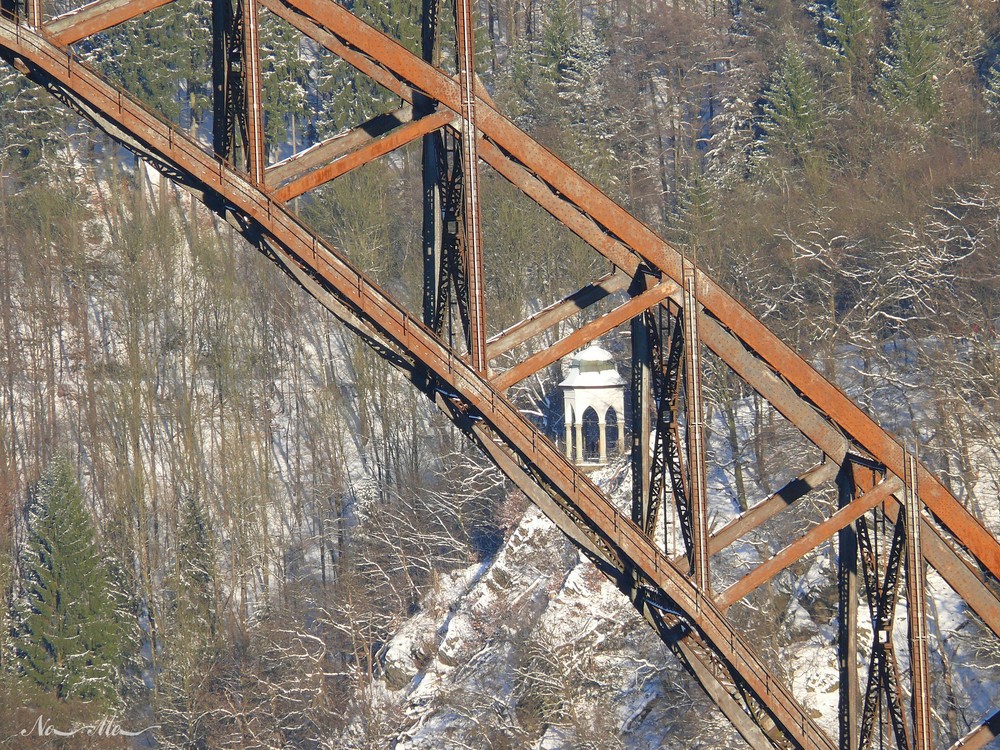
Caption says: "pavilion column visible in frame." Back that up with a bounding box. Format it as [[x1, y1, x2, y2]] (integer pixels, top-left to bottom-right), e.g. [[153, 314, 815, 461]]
[[599, 421, 607, 463], [575, 422, 584, 463], [564, 422, 573, 460], [617, 419, 625, 455]]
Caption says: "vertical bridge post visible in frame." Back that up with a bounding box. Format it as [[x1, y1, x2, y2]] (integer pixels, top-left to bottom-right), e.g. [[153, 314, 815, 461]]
[[682, 261, 709, 592], [242, 0, 264, 183], [454, 0, 486, 373], [838, 462, 861, 750], [27, 0, 41, 28], [212, 0, 263, 180], [905, 451, 932, 750]]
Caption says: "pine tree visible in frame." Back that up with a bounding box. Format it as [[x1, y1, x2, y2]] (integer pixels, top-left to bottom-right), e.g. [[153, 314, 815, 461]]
[[495, 37, 545, 127], [558, 25, 619, 190], [541, 0, 578, 79], [9, 458, 129, 703], [877, 0, 951, 116], [983, 58, 1000, 114], [813, 0, 872, 87], [753, 44, 822, 172], [260, 12, 311, 158], [176, 491, 217, 641], [155, 492, 219, 748]]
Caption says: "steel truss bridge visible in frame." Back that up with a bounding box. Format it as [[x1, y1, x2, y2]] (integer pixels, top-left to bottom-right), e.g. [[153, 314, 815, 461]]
[[0, 0, 997, 746]]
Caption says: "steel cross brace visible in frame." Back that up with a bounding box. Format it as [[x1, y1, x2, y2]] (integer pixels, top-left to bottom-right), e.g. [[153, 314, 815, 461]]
[[856, 508, 911, 750]]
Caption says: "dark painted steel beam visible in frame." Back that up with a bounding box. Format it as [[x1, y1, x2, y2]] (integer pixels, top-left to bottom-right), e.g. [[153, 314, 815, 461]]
[[631, 304, 654, 530], [838, 465, 860, 750]]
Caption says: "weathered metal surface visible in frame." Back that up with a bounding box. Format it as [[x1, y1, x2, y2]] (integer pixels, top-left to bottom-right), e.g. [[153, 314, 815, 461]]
[[682, 264, 710, 593], [453, 0, 486, 373], [242, 0, 263, 183], [706, 462, 839, 559], [269, 0, 1000, 577], [486, 270, 630, 360], [492, 279, 676, 391], [267, 105, 414, 185], [47, 0, 174, 44], [945, 710, 1000, 750], [271, 109, 454, 201], [903, 455, 933, 750], [716, 476, 903, 610]]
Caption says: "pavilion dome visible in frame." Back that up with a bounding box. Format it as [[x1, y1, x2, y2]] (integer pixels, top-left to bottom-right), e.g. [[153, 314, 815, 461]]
[[559, 345, 626, 388]]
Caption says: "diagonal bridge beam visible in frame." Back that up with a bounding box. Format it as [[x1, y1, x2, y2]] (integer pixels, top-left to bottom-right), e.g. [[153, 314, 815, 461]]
[[0, 19, 841, 750], [46, 0, 175, 43], [263, 0, 1000, 580]]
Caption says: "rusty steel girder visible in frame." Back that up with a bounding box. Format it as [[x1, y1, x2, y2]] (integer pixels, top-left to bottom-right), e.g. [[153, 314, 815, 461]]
[[0, 19, 838, 749], [0, 0, 997, 747]]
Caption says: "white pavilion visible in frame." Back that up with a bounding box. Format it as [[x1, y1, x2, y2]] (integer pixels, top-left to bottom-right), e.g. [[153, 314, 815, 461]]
[[558, 344, 626, 465]]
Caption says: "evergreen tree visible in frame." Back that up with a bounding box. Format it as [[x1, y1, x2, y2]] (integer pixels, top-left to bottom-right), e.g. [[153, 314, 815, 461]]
[[984, 58, 1000, 114], [753, 44, 823, 173], [155, 492, 219, 748], [176, 491, 217, 641], [558, 25, 619, 190], [80, 0, 212, 132], [541, 0, 577, 78], [261, 12, 311, 158], [877, 0, 951, 116], [9, 458, 129, 703], [495, 37, 546, 128], [813, 0, 872, 87]]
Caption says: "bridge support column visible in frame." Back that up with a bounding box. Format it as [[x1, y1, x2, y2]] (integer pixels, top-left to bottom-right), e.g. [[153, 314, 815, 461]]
[[27, 0, 40, 27], [631, 295, 653, 526], [682, 261, 709, 592], [838, 463, 859, 750], [454, 0, 486, 374], [904, 451, 933, 750], [212, 0, 263, 178]]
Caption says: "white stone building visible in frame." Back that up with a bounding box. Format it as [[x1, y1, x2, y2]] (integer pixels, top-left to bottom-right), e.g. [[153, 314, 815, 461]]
[[558, 345, 626, 465]]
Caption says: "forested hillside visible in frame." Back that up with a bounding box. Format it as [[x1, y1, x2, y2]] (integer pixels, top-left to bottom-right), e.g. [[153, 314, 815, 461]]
[[0, 0, 998, 746]]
